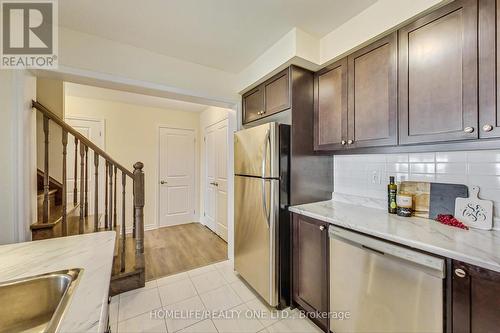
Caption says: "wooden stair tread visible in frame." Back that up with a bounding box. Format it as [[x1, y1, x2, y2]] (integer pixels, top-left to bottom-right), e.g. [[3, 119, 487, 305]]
[[37, 189, 57, 197], [32, 202, 79, 228]]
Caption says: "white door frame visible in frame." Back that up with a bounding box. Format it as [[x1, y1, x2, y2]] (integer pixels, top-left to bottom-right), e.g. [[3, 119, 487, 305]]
[[64, 116, 106, 149], [156, 125, 198, 229], [202, 117, 228, 232]]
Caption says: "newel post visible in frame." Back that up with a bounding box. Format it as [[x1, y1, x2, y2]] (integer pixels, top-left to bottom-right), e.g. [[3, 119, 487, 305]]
[[133, 162, 145, 255]]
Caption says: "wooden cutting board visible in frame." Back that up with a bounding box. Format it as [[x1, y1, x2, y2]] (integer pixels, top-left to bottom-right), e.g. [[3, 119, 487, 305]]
[[429, 183, 469, 220], [399, 181, 430, 218], [455, 186, 493, 230]]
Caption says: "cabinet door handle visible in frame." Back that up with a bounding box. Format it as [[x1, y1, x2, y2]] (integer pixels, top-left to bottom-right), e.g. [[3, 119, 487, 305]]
[[464, 127, 474, 134], [482, 124, 494, 132], [160, 180, 167, 185], [454, 268, 466, 278], [319, 225, 325, 231], [341, 140, 346, 145], [347, 139, 354, 145]]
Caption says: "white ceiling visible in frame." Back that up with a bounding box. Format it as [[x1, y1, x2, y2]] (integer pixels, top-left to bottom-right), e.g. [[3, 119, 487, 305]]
[[59, 0, 377, 73], [65, 83, 209, 113]]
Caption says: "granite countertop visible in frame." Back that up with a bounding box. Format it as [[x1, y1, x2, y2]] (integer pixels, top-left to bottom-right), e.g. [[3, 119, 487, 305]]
[[0, 231, 116, 333], [289, 200, 500, 273]]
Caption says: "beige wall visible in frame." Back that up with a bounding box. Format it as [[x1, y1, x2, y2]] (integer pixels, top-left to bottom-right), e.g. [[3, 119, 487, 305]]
[[37, 78, 65, 182], [65, 95, 201, 231], [0, 70, 37, 244], [0, 71, 16, 244]]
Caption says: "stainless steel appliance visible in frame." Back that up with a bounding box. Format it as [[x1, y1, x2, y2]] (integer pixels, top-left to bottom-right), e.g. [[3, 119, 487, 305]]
[[329, 226, 445, 333], [234, 122, 290, 307]]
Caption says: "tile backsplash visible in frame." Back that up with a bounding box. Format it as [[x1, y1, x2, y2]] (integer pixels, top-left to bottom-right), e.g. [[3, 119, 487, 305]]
[[334, 150, 500, 229]]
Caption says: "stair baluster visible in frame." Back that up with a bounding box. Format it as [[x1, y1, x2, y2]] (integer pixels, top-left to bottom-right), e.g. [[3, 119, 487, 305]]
[[105, 161, 109, 229], [132, 181, 136, 239], [62, 130, 68, 236], [121, 172, 126, 272], [94, 152, 99, 232], [109, 164, 114, 230], [79, 143, 85, 234], [73, 137, 78, 206], [84, 145, 89, 217], [114, 165, 117, 229], [43, 115, 50, 223]]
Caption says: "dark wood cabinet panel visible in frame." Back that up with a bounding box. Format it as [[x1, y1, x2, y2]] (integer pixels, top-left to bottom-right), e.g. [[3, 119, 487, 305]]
[[242, 86, 264, 124], [264, 69, 290, 116], [399, 0, 478, 144], [479, 0, 500, 138], [292, 214, 329, 331], [452, 261, 500, 333], [314, 58, 348, 151], [348, 32, 397, 148]]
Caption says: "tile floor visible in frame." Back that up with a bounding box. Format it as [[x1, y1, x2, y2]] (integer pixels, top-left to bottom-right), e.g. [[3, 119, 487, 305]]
[[110, 260, 322, 333]]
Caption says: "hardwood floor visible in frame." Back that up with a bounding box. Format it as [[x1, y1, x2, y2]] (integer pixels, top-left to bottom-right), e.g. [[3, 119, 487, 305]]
[[143, 223, 228, 281]]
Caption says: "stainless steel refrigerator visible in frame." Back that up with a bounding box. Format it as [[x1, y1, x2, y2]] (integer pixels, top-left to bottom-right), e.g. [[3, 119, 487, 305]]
[[234, 122, 290, 308]]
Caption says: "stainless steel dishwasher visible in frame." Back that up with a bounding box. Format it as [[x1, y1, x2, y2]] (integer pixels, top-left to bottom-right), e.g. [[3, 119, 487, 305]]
[[329, 226, 445, 333]]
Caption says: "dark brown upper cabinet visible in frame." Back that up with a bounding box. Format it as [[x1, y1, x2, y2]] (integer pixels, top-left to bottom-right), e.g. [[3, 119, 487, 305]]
[[347, 32, 398, 148], [242, 86, 264, 124], [478, 0, 500, 139], [264, 69, 290, 115], [314, 58, 348, 151], [452, 260, 500, 333], [314, 33, 397, 151], [399, 0, 478, 145], [242, 68, 290, 124], [292, 214, 329, 332]]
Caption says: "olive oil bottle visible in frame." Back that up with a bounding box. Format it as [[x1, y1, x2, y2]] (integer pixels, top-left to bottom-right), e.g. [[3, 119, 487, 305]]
[[388, 176, 397, 214]]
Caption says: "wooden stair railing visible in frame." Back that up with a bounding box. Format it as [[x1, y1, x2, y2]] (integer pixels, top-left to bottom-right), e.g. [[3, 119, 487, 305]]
[[32, 100, 145, 292]]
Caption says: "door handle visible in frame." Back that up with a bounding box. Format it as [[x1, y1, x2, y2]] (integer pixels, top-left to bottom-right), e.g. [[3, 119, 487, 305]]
[[261, 179, 270, 229], [160, 180, 167, 185], [262, 129, 270, 178]]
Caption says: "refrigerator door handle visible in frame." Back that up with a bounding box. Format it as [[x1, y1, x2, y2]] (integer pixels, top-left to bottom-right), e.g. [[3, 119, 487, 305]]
[[261, 129, 270, 178], [261, 179, 270, 228]]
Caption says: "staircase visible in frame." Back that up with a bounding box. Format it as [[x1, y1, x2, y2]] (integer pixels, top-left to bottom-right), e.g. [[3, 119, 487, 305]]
[[30, 100, 145, 296]]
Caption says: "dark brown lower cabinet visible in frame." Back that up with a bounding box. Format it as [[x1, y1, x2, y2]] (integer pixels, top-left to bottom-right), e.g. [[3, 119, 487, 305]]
[[292, 214, 329, 332], [452, 260, 500, 333]]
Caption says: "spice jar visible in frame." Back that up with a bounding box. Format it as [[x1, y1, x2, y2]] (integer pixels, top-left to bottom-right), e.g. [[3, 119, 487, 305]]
[[396, 193, 413, 217]]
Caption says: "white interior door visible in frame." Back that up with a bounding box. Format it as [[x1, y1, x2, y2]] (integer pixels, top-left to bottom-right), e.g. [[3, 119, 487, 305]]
[[65, 117, 105, 215], [159, 127, 196, 227], [215, 121, 228, 241], [205, 125, 217, 232], [204, 119, 228, 241]]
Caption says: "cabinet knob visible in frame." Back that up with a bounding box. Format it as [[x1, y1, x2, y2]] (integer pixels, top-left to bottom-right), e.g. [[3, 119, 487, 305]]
[[319, 225, 325, 231], [482, 124, 494, 132], [454, 268, 466, 278], [160, 180, 168, 185], [464, 127, 474, 134], [341, 140, 346, 145], [347, 139, 354, 145]]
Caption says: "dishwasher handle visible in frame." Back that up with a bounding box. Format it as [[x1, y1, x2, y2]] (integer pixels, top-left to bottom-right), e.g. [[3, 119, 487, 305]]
[[329, 226, 445, 279]]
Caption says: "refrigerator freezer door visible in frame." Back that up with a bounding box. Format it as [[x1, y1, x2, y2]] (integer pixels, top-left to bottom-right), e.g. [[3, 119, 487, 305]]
[[234, 175, 279, 306], [234, 123, 279, 178]]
